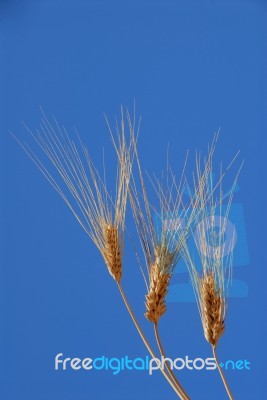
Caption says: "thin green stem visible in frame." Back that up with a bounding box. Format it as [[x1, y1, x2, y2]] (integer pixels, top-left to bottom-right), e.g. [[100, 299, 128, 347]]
[[117, 282, 189, 400], [154, 323, 190, 400], [212, 345, 234, 400]]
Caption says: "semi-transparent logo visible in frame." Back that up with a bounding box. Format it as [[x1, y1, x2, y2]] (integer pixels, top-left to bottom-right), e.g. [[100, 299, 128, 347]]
[[154, 184, 249, 302]]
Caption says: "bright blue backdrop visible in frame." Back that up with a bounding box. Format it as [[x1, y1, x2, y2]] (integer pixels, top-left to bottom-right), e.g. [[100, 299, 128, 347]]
[[0, 1, 266, 399]]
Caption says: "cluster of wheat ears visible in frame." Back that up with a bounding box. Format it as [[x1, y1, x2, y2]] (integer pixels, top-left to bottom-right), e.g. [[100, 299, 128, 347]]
[[14, 108, 243, 400]]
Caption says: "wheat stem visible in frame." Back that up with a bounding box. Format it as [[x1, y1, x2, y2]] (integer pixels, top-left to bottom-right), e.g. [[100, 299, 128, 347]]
[[117, 282, 189, 400], [154, 323, 190, 400], [212, 345, 234, 400]]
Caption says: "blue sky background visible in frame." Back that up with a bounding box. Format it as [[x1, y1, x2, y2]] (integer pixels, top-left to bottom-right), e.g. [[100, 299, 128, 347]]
[[0, 1, 267, 399]]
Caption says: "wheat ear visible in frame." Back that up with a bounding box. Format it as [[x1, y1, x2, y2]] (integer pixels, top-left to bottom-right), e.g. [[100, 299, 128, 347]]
[[199, 273, 225, 347], [102, 223, 122, 282], [145, 261, 171, 323]]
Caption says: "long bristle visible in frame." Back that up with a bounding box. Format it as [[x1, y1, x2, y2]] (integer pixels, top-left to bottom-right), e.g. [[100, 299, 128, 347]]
[[15, 109, 136, 281]]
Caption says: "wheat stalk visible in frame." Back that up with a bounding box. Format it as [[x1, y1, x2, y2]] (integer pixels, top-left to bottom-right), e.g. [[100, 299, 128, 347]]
[[117, 281, 190, 400], [105, 109, 194, 399], [106, 109, 192, 400], [124, 133, 212, 399], [181, 138, 243, 400], [126, 134, 224, 399]]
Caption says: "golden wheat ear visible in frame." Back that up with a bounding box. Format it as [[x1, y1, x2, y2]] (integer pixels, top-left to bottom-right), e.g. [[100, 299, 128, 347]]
[[145, 262, 171, 323], [102, 223, 122, 282], [145, 241, 178, 323], [199, 273, 225, 346]]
